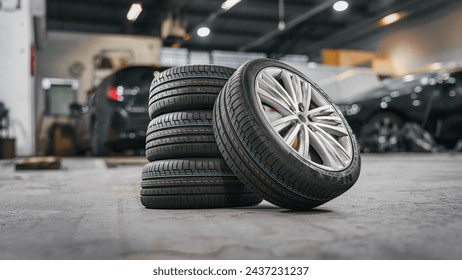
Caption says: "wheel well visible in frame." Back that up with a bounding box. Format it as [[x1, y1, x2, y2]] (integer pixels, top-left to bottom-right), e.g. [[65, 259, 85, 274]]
[[366, 109, 405, 124], [90, 115, 96, 132], [357, 109, 405, 137]]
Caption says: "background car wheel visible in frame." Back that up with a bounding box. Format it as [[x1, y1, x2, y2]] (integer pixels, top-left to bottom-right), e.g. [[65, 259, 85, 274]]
[[141, 158, 262, 209], [148, 65, 235, 119], [360, 111, 403, 153], [213, 59, 361, 210], [145, 111, 220, 161], [92, 121, 109, 156], [399, 122, 436, 152]]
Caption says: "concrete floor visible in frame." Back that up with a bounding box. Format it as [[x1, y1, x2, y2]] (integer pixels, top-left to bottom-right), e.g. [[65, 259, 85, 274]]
[[0, 154, 461, 259]]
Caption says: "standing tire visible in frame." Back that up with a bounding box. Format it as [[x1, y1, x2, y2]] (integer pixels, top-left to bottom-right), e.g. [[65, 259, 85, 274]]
[[141, 159, 262, 209], [148, 65, 235, 119], [145, 111, 220, 161], [213, 59, 361, 210]]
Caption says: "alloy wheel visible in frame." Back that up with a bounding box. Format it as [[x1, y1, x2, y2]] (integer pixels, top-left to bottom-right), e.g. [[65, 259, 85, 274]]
[[255, 67, 353, 171]]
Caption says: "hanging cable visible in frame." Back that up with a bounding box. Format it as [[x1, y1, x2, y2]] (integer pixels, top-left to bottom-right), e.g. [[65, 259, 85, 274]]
[[278, 0, 285, 30]]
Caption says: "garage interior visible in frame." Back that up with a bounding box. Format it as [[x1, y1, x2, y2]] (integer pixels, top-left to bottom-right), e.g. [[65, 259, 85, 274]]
[[1, 0, 462, 259]]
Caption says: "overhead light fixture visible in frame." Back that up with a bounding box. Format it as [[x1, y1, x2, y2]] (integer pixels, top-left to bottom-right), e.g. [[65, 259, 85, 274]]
[[197, 26, 210, 37], [221, 0, 241, 11], [380, 12, 401, 26], [333, 1, 349, 12], [127, 1, 143, 22]]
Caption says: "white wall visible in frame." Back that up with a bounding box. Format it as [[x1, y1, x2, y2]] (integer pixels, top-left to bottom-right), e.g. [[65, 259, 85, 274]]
[[35, 32, 162, 155], [377, 2, 462, 74], [292, 64, 381, 103], [36, 32, 162, 105], [0, 0, 35, 156], [345, 1, 462, 74]]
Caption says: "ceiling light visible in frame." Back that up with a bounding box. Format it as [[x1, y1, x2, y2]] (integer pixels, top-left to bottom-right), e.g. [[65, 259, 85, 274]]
[[380, 12, 401, 26], [333, 1, 349, 12], [221, 0, 241, 11], [197, 27, 210, 37], [127, 1, 143, 22]]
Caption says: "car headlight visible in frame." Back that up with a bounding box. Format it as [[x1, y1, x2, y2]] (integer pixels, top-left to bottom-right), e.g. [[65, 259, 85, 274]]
[[338, 104, 361, 116], [348, 104, 361, 115]]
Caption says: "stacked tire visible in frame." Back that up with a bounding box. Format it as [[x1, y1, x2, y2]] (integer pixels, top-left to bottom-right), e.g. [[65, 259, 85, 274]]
[[140, 65, 263, 209]]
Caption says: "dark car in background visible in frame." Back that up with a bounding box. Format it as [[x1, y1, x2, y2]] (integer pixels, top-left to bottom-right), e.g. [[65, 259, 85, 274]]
[[339, 69, 462, 152], [88, 65, 165, 156]]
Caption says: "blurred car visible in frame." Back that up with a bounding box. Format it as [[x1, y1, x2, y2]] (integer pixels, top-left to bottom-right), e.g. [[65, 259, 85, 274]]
[[338, 69, 462, 152], [88, 65, 166, 156]]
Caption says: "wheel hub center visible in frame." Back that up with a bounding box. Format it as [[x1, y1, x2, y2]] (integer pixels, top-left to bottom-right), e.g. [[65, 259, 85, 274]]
[[297, 114, 308, 123]]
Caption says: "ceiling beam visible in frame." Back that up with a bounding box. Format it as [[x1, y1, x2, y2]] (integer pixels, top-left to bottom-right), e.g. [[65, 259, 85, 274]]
[[269, 21, 327, 57], [47, 0, 128, 13], [239, 0, 338, 52], [201, 27, 262, 38], [184, 0, 318, 41], [47, 19, 123, 34], [47, 14, 123, 25], [300, 0, 446, 54], [185, 11, 279, 24]]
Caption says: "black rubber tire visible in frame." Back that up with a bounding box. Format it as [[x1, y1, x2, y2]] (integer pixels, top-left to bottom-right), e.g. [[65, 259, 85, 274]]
[[213, 59, 361, 210], [148, 65, 235, 119], [145, 111, 220, 161], [92, 120, 109, 156], [140, 159, 262, 209]]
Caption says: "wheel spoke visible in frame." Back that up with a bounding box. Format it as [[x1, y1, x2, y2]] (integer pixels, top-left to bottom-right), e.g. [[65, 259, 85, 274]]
[[256, 87, 294, 117], [271, 115, 298, 132], [279, 70, 299, 105], [313, 130, 347, 167], [260, 71, 298, 111], [317, 116, 343, 125], [309, 129, 337, 167], [297, 125, 310, 159], [291, 74, 303, 105], [257, 75, 294, 112], [312, 123, 348, 137], [307, 105, 335, 117], [302, 82, 312, 114], [283, 123, 301, 146], [315, 126, 350, 160]]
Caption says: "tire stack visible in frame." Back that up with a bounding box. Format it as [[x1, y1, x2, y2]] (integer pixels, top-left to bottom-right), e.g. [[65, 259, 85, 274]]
[[141, 59, 361, 210], [140, 65, 263, 209]]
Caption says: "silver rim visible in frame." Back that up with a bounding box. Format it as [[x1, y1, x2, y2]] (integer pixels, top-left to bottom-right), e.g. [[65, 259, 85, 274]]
[[255, 67, 353, 171]]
